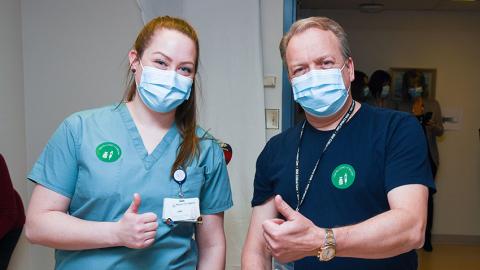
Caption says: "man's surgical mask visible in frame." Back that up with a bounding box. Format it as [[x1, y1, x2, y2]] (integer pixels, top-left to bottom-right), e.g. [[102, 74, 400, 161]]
[[137, 62, 193, 113], [408, 86, 423, 98], [380, 85, 390, 98], [291, 63, 349, 118]]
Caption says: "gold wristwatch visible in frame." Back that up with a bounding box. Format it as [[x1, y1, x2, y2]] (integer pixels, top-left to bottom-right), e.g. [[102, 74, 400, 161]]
[[318, 228, 336, 261]]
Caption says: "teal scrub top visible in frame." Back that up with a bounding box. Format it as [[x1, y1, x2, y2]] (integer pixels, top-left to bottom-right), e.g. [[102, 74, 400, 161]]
[[28, 104, 233, 270]]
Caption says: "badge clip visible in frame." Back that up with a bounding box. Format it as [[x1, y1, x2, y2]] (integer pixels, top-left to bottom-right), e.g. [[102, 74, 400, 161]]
[[173, 168, 186, 197]]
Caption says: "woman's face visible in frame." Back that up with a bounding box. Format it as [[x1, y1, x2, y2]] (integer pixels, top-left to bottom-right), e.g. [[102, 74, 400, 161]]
[[408, 77, 421, 88], [129, 28, 197, 84]]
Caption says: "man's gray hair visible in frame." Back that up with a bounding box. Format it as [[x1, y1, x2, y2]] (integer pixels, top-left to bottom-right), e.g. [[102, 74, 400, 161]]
[[279, 17, 352, 63]]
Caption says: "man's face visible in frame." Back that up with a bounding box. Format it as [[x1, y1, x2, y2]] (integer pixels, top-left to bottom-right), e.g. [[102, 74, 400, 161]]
[[285, 28, 354, 88]]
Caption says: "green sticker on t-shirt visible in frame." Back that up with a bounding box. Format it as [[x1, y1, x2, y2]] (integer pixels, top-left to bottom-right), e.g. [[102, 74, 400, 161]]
[[331, 164, 355, 189], [96, 142, 121, 162]]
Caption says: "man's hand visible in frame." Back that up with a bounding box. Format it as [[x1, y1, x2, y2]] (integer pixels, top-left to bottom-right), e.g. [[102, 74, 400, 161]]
[[115, 193, 158, 249], [262, 195, 324, 263]]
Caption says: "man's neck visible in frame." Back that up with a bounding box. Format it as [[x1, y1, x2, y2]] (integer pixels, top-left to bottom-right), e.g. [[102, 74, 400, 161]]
[[305, 98, 360, 131]]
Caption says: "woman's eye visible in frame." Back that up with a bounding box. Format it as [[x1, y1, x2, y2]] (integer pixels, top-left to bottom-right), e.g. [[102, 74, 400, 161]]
[[179, 66, 192, 74], [155, 60, 167, 67]]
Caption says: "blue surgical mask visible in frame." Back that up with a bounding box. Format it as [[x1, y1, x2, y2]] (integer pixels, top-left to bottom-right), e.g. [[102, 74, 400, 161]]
[[363, 86, 370, 97], [408, 86, 423, 98], [381, 85, 390, 98], [291, 63, 349, 118], [137, 62, 193, 113]]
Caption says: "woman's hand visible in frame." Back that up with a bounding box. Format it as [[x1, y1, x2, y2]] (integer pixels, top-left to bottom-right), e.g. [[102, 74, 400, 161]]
[[115, 193, 158, 249]]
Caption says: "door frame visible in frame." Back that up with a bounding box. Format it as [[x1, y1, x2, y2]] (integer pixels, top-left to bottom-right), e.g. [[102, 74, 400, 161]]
[[281, 0, 296, 131]]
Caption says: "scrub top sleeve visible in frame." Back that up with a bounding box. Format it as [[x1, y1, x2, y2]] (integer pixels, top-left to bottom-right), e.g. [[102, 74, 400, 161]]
[[384, 115, 435, 193], [27, 118, 79, 199], [251, 140, 274, 207], [200, 144, 233, 215]]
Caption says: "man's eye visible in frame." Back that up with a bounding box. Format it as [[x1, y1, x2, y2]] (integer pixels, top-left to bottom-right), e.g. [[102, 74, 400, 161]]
[[293, 67, 303, 75], [323, 61, 334, 68]]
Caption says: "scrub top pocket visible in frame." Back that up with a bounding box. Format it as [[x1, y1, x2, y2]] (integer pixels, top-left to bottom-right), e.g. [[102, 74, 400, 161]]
[[174, 167, 204, 199]]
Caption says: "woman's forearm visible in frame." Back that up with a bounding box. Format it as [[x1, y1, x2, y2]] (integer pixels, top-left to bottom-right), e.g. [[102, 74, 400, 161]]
[[25, 210, 120, 250]]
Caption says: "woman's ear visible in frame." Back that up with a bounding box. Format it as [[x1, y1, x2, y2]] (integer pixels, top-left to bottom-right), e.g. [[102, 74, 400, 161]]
[[128, 50, 139, 72]]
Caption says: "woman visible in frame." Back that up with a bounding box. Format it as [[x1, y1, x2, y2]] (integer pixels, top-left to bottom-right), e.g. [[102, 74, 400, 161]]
[[395, 69, 443, 252], [351, 70, 369, 103], [366, 69, 393, 108], [25, 16, 233, 269]]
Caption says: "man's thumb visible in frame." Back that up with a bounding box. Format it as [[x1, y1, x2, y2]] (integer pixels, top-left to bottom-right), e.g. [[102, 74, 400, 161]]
[[274, 195, 296, 221], [126, 193, 141, 214]]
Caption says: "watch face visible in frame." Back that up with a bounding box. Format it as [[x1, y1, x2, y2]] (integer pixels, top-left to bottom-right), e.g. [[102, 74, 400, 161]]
[[321, 246, 336, 261]]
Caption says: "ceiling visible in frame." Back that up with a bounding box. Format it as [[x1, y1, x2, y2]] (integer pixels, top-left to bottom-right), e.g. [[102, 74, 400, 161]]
[[299, 0, 480, 12]]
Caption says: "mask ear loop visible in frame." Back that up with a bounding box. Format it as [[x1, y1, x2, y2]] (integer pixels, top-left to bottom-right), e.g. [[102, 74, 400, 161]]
[[133, 59, 145, 89], [132, 60, 141, 89], [340, 59, 349, 71]]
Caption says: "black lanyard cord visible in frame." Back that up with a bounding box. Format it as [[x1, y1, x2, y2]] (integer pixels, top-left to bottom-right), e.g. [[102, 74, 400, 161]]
[[295, 100, 356, 211]]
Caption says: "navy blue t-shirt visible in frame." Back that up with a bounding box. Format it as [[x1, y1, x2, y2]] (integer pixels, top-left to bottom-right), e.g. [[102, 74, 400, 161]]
[[252, 104, 435, 270]]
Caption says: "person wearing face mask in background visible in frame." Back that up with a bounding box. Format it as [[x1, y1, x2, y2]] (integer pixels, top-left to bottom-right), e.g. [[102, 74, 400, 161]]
[[25, 16, 233, 270], [366, 69, 394, 109], [242, 17, 434, 270], [351, 70, 369, 103], [393, 69, 443, 252]]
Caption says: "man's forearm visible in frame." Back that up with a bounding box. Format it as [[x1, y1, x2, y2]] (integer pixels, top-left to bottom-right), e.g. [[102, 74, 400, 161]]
[[242, 251, 271, 270], [197, 242, 226, 270], [335, 208, 425, 259]]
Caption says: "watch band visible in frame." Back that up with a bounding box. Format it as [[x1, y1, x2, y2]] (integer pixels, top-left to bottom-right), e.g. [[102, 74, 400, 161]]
[[317, 228, 336, 261], [325, 228, 336, 246]]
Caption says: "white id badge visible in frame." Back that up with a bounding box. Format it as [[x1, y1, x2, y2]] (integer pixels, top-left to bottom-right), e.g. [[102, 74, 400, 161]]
[[162, 198, 201, 223]]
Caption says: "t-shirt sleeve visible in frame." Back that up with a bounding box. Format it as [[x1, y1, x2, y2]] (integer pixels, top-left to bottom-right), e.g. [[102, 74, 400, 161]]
[[199, 143, 233, 215], [251, 140, 274, 207], [27, 118, 79, 198], [384, 115, 435, 193]]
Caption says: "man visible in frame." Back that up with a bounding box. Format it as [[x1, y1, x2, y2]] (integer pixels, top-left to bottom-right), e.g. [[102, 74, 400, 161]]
[[242, 17, 434, 270]]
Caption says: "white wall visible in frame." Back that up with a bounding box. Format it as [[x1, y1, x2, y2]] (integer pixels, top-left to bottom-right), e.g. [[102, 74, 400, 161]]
[[21, 0, 143, 268], [299, 9, 480, 237], [261, 0, 284, 141], [0, 0, 30, 269]]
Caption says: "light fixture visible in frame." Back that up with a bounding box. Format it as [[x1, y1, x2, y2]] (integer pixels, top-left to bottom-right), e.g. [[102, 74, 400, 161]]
[[359, 3, 384, 13]]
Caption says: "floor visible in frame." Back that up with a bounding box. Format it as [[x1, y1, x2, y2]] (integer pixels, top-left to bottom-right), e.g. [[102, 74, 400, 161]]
[[418, 244, 480, 270]]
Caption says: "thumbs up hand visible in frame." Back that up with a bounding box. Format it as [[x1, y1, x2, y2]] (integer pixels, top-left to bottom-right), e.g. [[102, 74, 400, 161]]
[[116, 193, 158, 249], [262, 195, 324, 263]]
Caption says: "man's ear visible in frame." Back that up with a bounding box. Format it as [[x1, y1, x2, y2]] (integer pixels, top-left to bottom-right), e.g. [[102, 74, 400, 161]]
[[348, 57, 355, 82]]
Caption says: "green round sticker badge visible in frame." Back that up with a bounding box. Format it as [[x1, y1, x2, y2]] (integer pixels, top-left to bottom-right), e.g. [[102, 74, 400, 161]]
[[96, 142, 122, 162], [331, 164, 355, 189]]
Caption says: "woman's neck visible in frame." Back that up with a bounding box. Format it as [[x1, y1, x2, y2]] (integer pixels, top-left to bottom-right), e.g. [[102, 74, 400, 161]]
[[126, 95, 175, 130], [305, 97, 360, 131]]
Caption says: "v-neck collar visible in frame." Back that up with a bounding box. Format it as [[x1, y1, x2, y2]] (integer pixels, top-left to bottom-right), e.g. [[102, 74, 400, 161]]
[[118, 103, 179, 170]]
